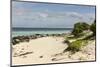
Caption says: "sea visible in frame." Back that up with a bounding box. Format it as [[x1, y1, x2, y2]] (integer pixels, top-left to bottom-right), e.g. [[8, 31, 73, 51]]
[[12, 28, 73, 37]]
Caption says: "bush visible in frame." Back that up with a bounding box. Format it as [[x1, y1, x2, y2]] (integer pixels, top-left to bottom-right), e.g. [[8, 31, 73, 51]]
[[67, 40, 82, 52], [64, 40, 88, 53], [72, 22, 90, 37], [90, 21, 96, 36]]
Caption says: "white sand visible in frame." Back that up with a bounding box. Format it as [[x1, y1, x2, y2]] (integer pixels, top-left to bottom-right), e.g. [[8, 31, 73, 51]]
[[12, 37, 95, 66]]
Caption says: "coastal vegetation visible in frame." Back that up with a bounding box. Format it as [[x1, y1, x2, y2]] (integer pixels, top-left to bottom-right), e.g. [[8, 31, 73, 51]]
[[72, 22, 90, 37], [64, 20, 96, 53], [63, 40, 88, 53], [90, 20, 96, 36]]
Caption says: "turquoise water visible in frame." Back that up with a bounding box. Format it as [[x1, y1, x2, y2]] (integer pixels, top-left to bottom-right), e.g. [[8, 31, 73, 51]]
[[12, 28, 72, 37]]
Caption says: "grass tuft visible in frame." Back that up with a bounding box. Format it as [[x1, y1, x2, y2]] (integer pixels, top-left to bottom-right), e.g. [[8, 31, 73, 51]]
[[63, 40, 88, 53]]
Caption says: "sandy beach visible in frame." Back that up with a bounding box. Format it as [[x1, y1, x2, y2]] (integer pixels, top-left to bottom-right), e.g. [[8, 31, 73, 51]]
[[11, 1, 96, 66], [12, 36, 95, 66]]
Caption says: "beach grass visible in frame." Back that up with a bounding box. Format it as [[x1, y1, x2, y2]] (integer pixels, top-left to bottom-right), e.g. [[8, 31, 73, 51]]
[[63, 39, 88, 53]]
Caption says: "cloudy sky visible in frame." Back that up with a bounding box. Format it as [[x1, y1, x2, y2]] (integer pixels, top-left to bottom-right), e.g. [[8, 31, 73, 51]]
[[12, 1, 95, 28]]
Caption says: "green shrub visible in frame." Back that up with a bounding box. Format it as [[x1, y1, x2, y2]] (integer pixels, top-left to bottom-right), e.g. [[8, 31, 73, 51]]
[[90, 21, 96, 36], [64, 40, 88, 53], [72, 22, 90, 37], [67, 40, 82, 52]]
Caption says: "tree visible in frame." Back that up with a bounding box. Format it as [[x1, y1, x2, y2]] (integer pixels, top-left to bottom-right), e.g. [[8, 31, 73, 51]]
[[72, 22, 89, 37]]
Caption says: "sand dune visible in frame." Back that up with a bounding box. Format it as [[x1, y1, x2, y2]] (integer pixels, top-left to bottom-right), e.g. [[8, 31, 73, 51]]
[[12, 36, 95, 66]]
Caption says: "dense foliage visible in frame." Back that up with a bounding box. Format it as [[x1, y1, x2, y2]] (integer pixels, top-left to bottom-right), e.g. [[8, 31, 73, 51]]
[[64, 40, 88, 53], [64, 20, 96, 53], [66, 40, 82, 52], [90, 20, 96, 36], [72, 22, 90, 37]]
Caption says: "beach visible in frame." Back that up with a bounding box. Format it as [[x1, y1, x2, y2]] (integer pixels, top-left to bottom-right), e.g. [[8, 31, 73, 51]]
[[12, 36, 95, 66], [11, 1, 96, 66]]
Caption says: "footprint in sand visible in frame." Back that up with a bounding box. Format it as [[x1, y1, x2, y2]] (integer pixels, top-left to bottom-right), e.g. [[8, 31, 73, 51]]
[[39, 56, 43, 58], [51, 53, 63, 57]]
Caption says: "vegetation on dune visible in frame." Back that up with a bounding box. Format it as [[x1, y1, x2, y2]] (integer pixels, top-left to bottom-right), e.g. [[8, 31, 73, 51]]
[[64, 20, 96, 53], [90, 20, 96, 36], [83, 20, 96, 40], [63, 40, 88, 53], [72, 20, 96, 37], [72, 22, 90, 37]]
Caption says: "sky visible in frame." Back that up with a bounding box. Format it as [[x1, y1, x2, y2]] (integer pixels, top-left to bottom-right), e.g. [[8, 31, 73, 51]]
[[12, 1, 96, 28]]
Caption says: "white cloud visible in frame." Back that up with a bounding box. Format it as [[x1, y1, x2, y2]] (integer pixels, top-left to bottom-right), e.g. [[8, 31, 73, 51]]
[[12, 9, 95, 28]]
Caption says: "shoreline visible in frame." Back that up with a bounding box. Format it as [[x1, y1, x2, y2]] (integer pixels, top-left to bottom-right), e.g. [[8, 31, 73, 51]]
[[12, 33, 69, 45]]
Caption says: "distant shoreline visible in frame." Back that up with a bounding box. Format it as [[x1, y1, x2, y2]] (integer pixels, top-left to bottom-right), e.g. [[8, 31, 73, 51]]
[[12, 28, 72, 37], [12, 27, 73, 31], [12, 33, 69, 45], [12, 27, 73, 29]]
